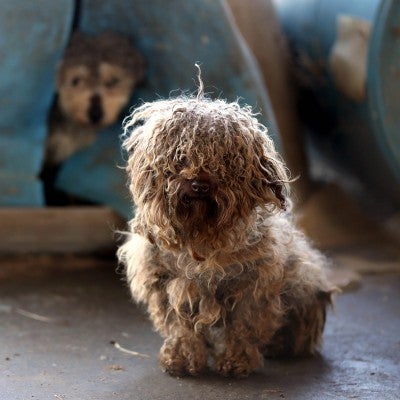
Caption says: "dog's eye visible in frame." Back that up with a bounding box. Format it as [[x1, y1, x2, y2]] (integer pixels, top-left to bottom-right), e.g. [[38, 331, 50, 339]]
[[70, 76, 82, 87], [105, 77, 120, 88]]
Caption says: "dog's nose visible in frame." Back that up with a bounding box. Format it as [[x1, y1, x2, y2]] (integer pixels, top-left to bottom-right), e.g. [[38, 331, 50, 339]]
[[191, 180, 210, 194], [88, 94, 103, 124]]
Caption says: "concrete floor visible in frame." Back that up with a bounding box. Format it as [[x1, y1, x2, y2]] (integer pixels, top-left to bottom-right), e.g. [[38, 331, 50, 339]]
[[1, 263, 399, 400]]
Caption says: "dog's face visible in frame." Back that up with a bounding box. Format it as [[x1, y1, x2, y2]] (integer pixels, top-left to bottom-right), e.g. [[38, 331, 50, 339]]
[[123, 97, 288, 255], [56, 32, 145, 128], [57, 62, 137, 128]]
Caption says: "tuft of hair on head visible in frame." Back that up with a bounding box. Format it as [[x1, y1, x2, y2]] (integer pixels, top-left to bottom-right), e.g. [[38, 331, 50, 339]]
[[194, 63, 205, 101]]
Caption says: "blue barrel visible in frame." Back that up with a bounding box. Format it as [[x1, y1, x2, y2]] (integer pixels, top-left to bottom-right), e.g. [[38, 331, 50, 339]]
[[274, 0, 400, 206]]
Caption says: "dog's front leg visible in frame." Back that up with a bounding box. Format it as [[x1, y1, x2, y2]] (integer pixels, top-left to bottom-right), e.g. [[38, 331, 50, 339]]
[[159, 328, 208, 377], [214, 324, 263, 378]]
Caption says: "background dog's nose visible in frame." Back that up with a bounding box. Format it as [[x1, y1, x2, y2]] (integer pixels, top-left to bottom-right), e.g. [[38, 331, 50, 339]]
[[191, 180, 210, 194], [88, 94, 103, 124]]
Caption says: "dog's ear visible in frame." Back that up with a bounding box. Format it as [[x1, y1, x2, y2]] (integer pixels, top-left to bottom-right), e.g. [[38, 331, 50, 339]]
[[61, 32, 93, 62], [122, 124, 159, 205], [249, 134, 289, 211], [125, 47, 146, 85], [68, 32, 91, 49], [122, 118, 145, 155], [259, 154, 289, 210], [55, 32, 93, 90], [97, 31, 146, 85]]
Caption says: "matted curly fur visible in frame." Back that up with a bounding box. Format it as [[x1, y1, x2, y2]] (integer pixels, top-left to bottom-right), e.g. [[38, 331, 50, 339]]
[[118, 88, 335, 378]]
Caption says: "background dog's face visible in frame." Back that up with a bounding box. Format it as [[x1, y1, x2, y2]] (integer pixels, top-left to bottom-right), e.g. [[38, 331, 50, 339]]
[[123, 98, 288, 251], [56, 32, 145, 128], [57, 62, 137, 128]]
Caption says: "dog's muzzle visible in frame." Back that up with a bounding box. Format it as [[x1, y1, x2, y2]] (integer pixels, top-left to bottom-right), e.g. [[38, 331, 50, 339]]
[[180, 177, 214, 205], [191, 179, 210, 195], [88, 94, 104, 124]]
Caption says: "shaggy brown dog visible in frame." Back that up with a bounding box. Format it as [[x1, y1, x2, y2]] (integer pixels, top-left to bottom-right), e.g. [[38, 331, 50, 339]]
[[118, 90, 334, 378], [44, 31, 145, 168]]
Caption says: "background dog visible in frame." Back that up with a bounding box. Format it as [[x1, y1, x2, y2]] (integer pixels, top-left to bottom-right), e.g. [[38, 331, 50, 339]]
[[118, 90, 335, 378], [43, 31, 145, 171]]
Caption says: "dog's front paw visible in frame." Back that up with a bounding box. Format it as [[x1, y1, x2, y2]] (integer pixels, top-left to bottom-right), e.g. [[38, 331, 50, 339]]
[[215, 344, 263, 378], [159, 336, 207, 377]]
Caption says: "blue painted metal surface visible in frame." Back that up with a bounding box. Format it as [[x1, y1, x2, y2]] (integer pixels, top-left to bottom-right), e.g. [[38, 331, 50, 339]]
[[0, 1, 74, 206], [57, 0, 278, 219], [274, 0, 400, 206], [57, 126, 132, 217], [368, 1, 400, 191]]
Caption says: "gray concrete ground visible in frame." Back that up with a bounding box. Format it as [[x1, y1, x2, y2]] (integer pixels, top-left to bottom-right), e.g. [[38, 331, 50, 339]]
[[1, 264, 399, 400]]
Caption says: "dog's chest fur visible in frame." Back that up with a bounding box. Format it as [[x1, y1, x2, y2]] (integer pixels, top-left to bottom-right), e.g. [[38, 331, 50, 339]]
[[156, 247, 277, 324]]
